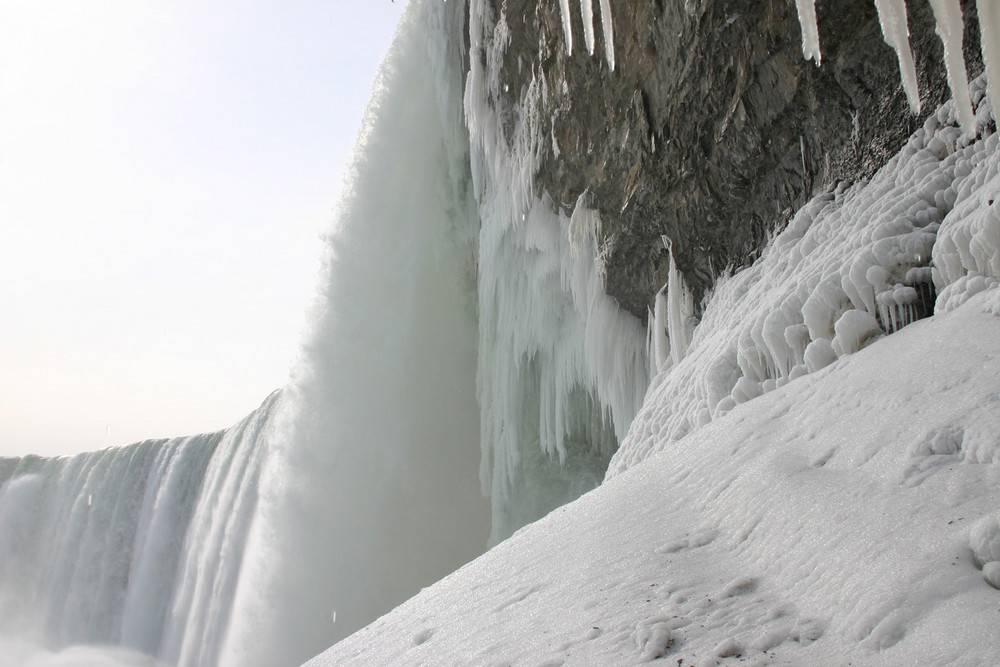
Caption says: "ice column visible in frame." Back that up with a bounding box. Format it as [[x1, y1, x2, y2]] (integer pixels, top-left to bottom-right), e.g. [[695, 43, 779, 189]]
[[874, 0, 921, 114], [929, 0, 976, 138], [978, 0, 1000, 118], [795, 0, 822, 65], [559, 0, 573, 54]]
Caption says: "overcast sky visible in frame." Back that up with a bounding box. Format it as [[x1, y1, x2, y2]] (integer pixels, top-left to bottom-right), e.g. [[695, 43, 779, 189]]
[[0, 0, 407, 457]]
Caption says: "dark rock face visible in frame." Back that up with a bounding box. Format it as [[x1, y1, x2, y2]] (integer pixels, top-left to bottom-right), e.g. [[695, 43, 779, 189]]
[[485, 0, 984, 319]]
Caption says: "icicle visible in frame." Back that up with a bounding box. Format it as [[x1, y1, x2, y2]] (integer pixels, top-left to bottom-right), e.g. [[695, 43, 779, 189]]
[[978, 0, 1000, 121], [874, 0, 921, 114], [598, 0, 616, 71], [929, 0, 976, 138], [581, 0, 596, 55], [664, 238, 694, 366], [558, 0, 573, 54], [652, 286, 671, 374], [795, 0, 822, 65]]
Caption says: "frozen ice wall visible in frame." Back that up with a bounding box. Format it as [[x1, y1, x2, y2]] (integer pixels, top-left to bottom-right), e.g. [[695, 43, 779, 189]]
[[466, 0, 649, 543], [216, 2, 490, 665], [611, 75, 1000, 477], [0, 391, 278, 666]]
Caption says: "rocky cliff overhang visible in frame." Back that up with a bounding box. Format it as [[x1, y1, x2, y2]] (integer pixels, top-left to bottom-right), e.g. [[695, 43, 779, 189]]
[[483, 0, 986, 319]]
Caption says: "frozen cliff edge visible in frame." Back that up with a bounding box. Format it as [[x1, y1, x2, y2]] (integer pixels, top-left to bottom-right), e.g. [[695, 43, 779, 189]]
[[310, 74, 1000, 666]]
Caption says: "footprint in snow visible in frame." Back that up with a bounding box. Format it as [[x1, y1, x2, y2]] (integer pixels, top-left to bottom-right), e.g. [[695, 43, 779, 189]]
[[412, 628, 434, 645], [655, 530, 717, 554], [720, 576, 757, 597]]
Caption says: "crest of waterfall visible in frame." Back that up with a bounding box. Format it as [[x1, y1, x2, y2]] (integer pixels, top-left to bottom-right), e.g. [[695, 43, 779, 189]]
[[0, 391, 278, 666]]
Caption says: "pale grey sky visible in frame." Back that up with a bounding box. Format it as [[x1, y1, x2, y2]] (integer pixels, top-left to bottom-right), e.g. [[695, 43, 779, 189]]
[[0, 0, 407, 457]]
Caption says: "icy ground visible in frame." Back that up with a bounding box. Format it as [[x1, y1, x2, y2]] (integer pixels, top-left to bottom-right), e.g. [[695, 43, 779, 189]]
[[309, 285, 1000, 667]]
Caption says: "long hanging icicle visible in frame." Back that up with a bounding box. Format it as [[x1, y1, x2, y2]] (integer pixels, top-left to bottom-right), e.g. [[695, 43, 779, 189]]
[[581, 0, 596, 55], [558, 0, 573, 54], [929, 0, 976, 138], [978, 0, 1000, 119], [874, 0, 921, 113], [598, 0, 616, 70], [795, 0, 822, 65]]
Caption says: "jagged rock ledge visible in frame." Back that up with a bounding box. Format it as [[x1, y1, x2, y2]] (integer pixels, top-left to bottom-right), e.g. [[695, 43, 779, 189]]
[[486, 0, 985, 318]]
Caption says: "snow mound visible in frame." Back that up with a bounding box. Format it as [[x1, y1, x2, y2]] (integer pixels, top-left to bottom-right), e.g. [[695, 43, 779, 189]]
[[970, 515, 1000, 566]]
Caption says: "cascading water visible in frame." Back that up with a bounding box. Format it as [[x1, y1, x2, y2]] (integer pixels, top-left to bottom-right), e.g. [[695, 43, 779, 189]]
[[216, 2, 491, 664], [0, 390, 279, 666], [0, 2, 491, 664]]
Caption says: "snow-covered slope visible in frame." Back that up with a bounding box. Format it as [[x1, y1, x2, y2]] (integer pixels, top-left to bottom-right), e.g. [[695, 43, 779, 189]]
[[309, 67, 1000, 665], [309, 277, 1000, 667]]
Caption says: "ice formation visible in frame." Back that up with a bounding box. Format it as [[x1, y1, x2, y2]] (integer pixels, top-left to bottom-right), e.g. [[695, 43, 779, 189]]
[[794, 0, 1000, 138], [313, 283, 1000, 666], [610, 75, 1000, 477], [874, 0, 920, 113], [5, 2, 1000, 665], [980, 0, 1000, 118], [467, 0, 647, 542], [795, 0, 822, 65], [555, 0, 616, 69]]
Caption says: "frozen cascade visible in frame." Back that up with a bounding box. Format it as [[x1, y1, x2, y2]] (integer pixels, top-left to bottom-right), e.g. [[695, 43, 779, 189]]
[[0, 391, 278, 665], [610, 75, 1000, 477], [467, 0, 647, 543], [9, 2, 1000, 665]]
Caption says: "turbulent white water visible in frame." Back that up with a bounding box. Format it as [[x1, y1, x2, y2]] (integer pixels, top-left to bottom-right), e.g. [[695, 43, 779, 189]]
[[0, 391, 277, 666]]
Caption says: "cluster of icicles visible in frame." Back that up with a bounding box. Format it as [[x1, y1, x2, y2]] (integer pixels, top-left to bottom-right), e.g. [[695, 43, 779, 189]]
[[558, 0, 998, 141], [795, 0, 1000, 139]]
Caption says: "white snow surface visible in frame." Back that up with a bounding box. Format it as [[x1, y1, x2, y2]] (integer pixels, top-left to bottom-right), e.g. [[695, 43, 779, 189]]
[[309, 284, 1000, 667]]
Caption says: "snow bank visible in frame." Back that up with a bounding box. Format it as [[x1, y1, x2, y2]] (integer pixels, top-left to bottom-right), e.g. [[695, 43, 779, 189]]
[[609, 75, 1000, 477]]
